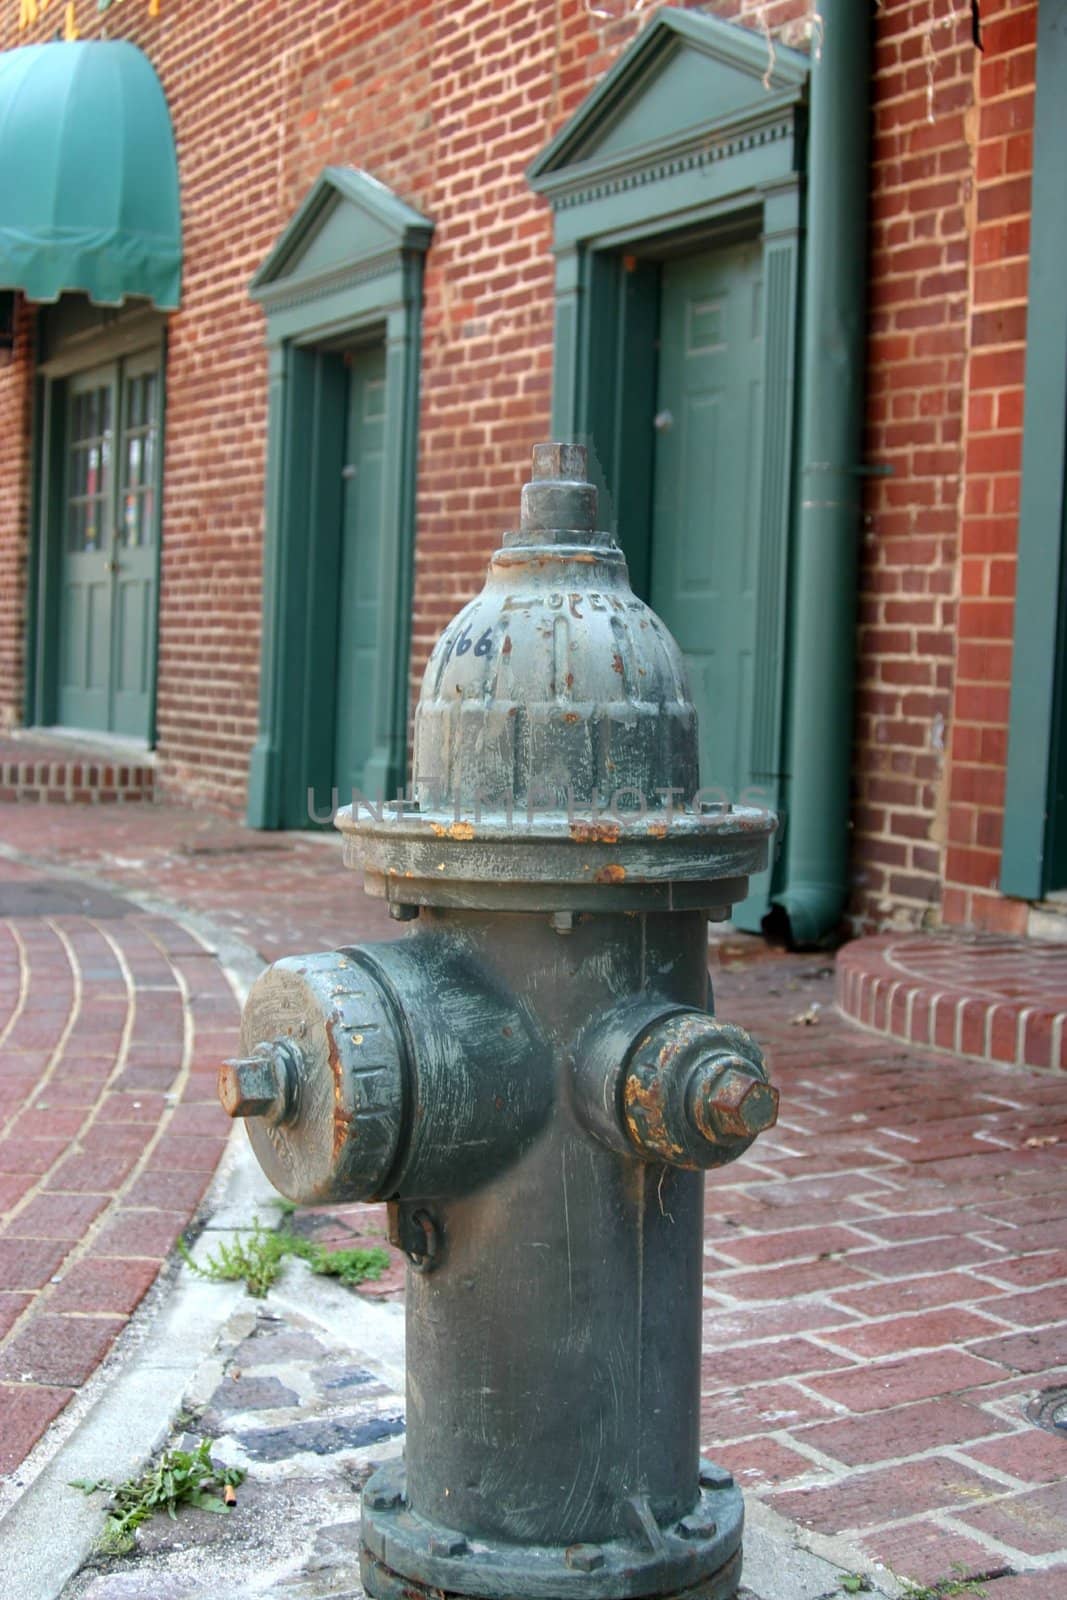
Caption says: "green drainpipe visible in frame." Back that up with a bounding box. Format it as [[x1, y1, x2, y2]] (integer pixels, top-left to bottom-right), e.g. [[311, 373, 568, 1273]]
[[767, 0, 873, 947]]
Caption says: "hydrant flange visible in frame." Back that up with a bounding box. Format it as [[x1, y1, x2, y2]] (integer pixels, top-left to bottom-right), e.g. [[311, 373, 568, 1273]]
[[361, 1458, 743, 1600]]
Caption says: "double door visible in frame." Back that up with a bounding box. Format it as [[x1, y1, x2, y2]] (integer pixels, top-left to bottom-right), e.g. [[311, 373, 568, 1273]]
[[58, 352, 160, 739]]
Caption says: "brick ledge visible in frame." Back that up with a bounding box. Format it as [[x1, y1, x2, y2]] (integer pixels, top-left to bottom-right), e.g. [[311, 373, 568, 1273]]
[[0, 735, 155, 805], [836, 933, 1067, 1072]]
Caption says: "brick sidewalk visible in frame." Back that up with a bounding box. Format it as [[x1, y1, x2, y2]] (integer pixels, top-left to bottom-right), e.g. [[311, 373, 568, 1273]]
[[0, 800, 389, 963], [0, 856, 238, 1478], [704, 948, 1067, 1591], [1, 802, 1066, 1592]]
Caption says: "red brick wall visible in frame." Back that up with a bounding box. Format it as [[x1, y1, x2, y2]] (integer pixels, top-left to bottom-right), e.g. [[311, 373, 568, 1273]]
[[849, 0, 977, 932], [0, 0, 1043, 937], [848, 0, 1038, 938], [942, 0, 1036, 935]]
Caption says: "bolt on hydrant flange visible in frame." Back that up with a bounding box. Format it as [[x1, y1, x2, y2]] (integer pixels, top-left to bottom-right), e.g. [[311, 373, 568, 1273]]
[[219, 443, 778, 1600]]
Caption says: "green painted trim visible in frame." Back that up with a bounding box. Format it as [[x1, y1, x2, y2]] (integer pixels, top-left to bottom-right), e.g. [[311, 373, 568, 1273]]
[[549, 249, 582, 439], [251, 166, 432, 301], [30, 299, 168, 735], [38, 301, 166, 376], [29, 337, 165, 742], [1002, 0, 1067, 900], [752, 182, 802, 783], [146, 326, 166, 749], [769, 0, 871, 946], [246, 342, 291, 829], [289, 346, 347, 824], [23, 355, 43, 728], [30, 370, 67, 727], [366, 277, 424, 801], [528, 8, 807, 184], [543, 131, 802, 253], [567, 251, 658, 599], [246, 168, 432, 830], [729, 181, 804, 936], [258, 262, 409, 344]]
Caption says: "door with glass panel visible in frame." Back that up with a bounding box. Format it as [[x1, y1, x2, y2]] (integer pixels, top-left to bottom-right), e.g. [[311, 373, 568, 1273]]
[[57, 352, 160, 738]]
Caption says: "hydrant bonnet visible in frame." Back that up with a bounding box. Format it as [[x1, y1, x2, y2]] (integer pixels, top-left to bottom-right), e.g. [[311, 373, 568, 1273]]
[[336, 443, 773, 916]]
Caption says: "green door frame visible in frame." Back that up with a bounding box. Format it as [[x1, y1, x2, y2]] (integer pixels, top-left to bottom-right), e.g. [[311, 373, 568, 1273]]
[[528, 10, 808, 926], [26, 300, 167, 744], [246, 167, 432, 830], [1002, 0, 1067, 900]]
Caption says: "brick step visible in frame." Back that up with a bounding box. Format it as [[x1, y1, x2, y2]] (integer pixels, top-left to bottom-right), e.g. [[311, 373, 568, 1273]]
[[837, 933, 1067, 1072], [0, 734, 155, 805]]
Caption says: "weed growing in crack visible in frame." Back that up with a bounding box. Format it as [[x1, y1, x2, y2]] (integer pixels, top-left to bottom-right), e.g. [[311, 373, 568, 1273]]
[[178, 1216, 390, 1298], [71, 1438, 245, 1554], [177, 1218, 292, 1297]]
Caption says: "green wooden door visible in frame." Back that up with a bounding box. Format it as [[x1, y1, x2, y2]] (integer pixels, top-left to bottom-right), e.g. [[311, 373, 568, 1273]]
[[333, 343, 388, 802], [650, 242, 763, 812], [57, 354, 160, 739], [58, 365, 117, 731]]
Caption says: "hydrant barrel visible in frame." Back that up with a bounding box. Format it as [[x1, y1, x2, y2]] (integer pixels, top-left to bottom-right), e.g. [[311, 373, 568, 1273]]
[[399, 910, 713, 1549], [221, 444, 778, 1600]]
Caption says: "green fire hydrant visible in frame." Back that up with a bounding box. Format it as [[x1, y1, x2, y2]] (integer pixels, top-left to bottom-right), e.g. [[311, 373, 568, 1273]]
[[219, 444, 778, 1600]]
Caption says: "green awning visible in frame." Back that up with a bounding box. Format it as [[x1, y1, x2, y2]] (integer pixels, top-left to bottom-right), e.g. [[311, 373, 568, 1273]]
[[0, 40, 181, 310]]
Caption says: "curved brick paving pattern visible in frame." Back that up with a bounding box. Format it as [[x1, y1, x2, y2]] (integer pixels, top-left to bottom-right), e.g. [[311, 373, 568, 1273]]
[[838, 933, 1067, 1072], [0, 858, 238, 1475]]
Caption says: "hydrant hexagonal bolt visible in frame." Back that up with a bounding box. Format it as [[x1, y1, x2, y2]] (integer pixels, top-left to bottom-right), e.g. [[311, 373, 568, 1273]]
[[218, 1041, 298, 1123], [692, 1056, 780, 1145]]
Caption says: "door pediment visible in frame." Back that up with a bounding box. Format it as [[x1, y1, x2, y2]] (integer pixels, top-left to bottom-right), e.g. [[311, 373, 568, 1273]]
[[529, 10, 807, 202], [251, 167, 432, 314]]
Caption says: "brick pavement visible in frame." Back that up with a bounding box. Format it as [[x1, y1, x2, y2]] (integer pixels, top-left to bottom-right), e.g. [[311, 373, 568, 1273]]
[[0, 800, 387, 962], [0, 855, 238, 1478], [1, 802, 1066, 1592], [702, 944, 1067, 1590]]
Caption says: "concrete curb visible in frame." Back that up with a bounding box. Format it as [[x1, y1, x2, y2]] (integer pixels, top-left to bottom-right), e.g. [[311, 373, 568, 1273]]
[[0, 1140, 264, 1598]]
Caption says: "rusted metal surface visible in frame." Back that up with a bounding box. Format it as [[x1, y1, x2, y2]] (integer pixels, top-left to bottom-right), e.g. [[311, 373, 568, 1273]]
[[221, 445, 778, 1600]]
